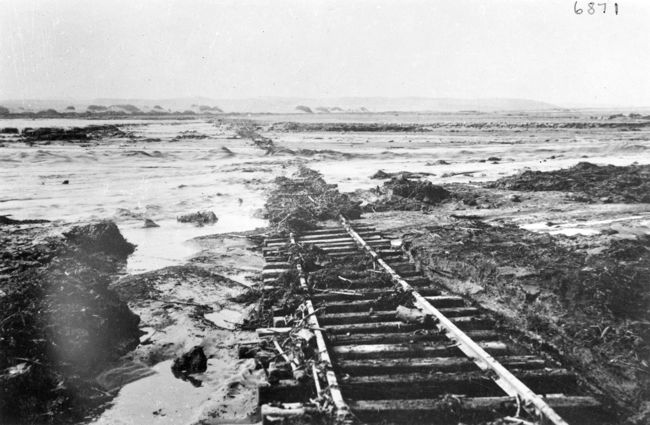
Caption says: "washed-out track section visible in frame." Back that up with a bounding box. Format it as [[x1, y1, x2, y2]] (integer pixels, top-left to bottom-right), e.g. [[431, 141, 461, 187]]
[[256, 219, 608, 424]]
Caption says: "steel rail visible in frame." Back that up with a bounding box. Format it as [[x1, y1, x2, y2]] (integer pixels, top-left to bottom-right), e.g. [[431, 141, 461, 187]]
[[340, 215, 570, 425], [289, 232, 350, 422]]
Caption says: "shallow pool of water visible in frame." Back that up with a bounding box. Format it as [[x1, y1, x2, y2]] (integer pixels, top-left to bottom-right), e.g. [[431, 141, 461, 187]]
[[92, 360, 219, 425]]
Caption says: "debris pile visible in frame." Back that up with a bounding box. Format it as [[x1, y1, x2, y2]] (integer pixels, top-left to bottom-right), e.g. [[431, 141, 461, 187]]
[[177, 210, 218, 226], [234, 122, 278, 154], [364, 175, 451, 212], [265, 166, 362, 233], [488, 162, 650, 203]]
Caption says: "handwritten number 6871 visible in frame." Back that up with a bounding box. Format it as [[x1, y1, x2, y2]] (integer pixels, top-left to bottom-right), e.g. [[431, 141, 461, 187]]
[[574, 2, 619, 15]]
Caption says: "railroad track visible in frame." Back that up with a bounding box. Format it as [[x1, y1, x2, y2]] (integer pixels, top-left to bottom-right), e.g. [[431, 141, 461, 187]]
[[255, 217, 608, 425]]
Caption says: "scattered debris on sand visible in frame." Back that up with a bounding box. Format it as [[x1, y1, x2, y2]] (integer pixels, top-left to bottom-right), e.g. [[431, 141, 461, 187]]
[[0, 220, 140, 424], [489, 162, 650, 203], [177, 210, 218, 226]]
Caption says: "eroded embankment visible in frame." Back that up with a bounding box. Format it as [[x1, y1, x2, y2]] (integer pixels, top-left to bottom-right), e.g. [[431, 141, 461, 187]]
[[0, 220, 140, 424], [404, 223, 649, 418], [359, 164, 650, 423]]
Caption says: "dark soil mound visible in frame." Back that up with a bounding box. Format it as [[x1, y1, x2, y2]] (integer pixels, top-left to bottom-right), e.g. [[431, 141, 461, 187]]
[[172, 346, 208, 374], [0, 221, 140, 424], [365, 176, 451, 212], [64, 220, 135, 259], [387, 177, 451, 203], [488, 162, 650, 203], [406, 223, 650, 419], [0, 215, 49, 225], [265, 166, 362, 233], [21, 125, 126, 143]]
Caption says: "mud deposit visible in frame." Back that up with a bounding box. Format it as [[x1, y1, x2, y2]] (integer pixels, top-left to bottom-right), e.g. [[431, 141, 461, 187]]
[[91, 232, 266, 425]]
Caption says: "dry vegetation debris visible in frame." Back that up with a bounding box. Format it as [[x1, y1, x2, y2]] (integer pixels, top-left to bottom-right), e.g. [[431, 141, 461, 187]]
[[264, 166, 361, 234]]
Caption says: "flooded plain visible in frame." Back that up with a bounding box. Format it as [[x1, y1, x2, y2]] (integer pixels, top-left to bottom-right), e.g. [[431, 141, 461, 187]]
[[1, 113, 649, 424], [3, 115, 649, 273]]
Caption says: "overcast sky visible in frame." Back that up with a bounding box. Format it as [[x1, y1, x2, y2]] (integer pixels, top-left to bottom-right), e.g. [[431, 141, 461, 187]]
[[1, 0, 649, 107]]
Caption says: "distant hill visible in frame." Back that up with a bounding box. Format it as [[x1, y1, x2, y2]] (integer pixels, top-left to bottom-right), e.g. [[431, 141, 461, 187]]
[[189, 97, 560, 113], [0, 97, 560, 114]]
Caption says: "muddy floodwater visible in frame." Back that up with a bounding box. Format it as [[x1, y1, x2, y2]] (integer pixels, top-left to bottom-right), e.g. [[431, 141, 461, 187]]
[[3, 115, 649, 256], [1, 113, 649, 424], [0, 119, 270, 272]]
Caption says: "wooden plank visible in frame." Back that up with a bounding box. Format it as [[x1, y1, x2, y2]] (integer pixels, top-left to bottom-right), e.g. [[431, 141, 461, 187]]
[[425, 295, 465, 307], [326, 321, 428, 335], [261, 403, 318, 424], [349, 396, 603, 425], [258, 380, 313, 404], [325, 316, 493, 334], [311, 286, 441, 303], [340, 369, 576, 399], [338, 355, 545, 375], [319, 307, 481, 325], [257, 327, 292, 337], [266, 233, 381, 247], [295, 234, 382, 244], [263, 262, 290, 270], [333, 341, 508, 360], [301, 239, 389, 248], [262, 268, 291, 277], [319, 310, 396, 325], [328, 330, 499, 346]]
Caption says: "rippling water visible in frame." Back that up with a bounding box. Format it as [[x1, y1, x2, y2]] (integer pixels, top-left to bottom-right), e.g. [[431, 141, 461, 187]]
[[0, 119, 272, 272]]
